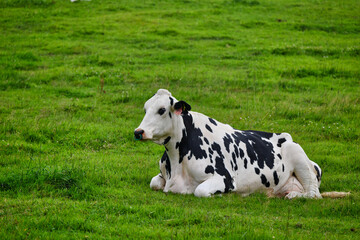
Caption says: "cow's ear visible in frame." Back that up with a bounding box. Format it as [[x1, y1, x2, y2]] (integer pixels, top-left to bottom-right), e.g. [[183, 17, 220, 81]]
[[174, 101, 191, 115]]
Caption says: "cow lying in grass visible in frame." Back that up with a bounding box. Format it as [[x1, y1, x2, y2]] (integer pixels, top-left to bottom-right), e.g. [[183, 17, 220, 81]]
[[134, 89, 349, 199]]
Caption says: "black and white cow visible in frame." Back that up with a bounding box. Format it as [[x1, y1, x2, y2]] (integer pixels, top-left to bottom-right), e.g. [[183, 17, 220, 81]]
[[134, 89, 323, 198]]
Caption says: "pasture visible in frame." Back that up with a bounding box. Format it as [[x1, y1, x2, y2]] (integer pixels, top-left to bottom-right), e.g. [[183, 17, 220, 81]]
[[0, 0, 359, 239]]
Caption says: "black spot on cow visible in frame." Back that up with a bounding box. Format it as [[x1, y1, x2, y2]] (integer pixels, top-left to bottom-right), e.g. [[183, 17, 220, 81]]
[[176, 114, 207, 163], [314, 165, 321, 182], [244, 158, 248, 169], [273, 171, 279, 185], [282, 164, 285, 172], [223, 177, 234, 193], [260, 174, 270, 188], [234, 147, 239, 158], [169, 97, 174, 106], [211, 142, 234, 193], [277, 138, 287, 147], [204, 137, 209, 145], [231, 132, 242, 146], [208, 147, 214, 155], [239, 148, 244, 159], [231, 152, 238, 171], [277, 154, 282, 160], [223, 133, 233, 153], [231, 131, 275, 170], [169, 112, 172, 118], [247, 143, 257, 165], [209, 118, 217, 126], [161, 151, 171, 178], [254, 167, 260, 175], [205, 124, 213, 133], [205, 165, 214, 174], [163, 136, 171, 145]]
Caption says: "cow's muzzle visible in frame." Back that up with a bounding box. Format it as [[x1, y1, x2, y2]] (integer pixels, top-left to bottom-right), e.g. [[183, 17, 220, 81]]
[[134, 129, 145, 141]]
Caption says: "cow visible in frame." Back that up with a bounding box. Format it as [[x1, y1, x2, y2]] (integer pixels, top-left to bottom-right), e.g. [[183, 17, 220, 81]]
[[134, 89, 347, 198]]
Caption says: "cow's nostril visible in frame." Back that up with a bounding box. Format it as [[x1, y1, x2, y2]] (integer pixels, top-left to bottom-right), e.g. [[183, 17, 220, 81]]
[[134, 129, 144, 140]]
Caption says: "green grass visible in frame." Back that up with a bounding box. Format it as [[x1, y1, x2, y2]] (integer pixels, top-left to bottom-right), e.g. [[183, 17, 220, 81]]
[[0, 0, 359, 239]]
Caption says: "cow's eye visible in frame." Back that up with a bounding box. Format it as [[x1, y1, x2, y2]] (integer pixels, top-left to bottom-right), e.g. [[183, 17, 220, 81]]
[[158, 108, 166, 115]]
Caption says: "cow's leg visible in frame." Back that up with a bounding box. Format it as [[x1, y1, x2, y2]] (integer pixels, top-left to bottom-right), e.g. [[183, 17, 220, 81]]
[[150, 156, 168, 191], [194, 176, 232, 197], [150, 173, 165, 190], [282, 142, 322, 199]]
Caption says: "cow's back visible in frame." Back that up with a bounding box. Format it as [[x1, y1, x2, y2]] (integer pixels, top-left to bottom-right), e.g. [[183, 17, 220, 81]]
[[188, 112, 294, 194]]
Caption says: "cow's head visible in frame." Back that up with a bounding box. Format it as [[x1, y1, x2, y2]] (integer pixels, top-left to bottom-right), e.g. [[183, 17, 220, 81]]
[[134, 89, 191, 145]]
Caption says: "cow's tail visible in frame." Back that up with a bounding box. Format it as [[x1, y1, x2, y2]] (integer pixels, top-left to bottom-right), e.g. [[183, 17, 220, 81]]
[[321, 191, 350, 198]]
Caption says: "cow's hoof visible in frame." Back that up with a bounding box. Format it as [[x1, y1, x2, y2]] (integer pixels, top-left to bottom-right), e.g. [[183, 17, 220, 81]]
[[304, 191, 322, 199], [285, 191, 302, 199], [150, 175, 165, 190]]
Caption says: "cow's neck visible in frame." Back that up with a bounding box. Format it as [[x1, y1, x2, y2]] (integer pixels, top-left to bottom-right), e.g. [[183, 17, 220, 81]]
[[164, 113, 185, 161], [163, 113, 190, 176]]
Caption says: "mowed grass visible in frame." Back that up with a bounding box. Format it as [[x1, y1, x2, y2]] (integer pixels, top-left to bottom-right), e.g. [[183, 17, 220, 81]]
[[0, 0, 359, 239]]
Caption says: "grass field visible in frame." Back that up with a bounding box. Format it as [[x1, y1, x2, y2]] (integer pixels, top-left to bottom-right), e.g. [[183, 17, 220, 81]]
[[0, 0, 359, 239]]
